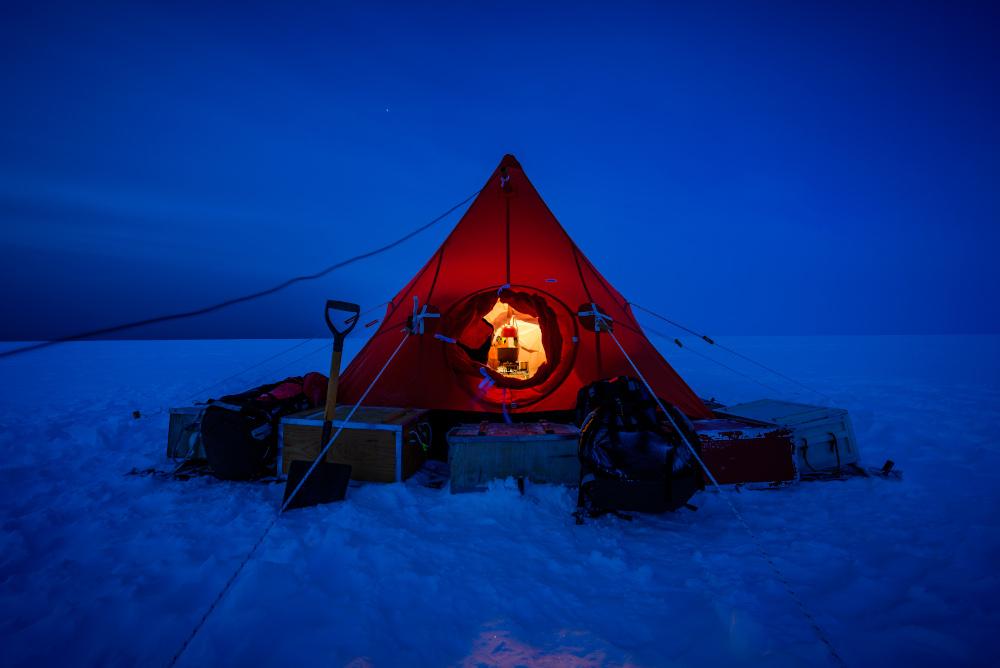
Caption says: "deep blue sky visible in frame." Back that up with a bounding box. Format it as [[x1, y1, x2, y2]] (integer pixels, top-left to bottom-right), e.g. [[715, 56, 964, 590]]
[[1, 1, 997, 339]]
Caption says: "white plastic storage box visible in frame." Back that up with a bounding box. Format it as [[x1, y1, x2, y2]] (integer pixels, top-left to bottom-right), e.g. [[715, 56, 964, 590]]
[[717, 399, 860, 474]]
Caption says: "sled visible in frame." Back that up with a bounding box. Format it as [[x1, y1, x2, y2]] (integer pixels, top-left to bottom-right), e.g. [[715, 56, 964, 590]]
[[717, 400, 861, 476]]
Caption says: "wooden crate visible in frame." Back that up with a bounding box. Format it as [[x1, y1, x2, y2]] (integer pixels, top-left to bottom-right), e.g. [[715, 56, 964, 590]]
[[447, 422, 580, 493], [278, 406, 429, 482]]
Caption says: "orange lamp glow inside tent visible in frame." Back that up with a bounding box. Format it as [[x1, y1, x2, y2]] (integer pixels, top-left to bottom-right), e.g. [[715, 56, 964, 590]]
[[481, 299, 547, 380]]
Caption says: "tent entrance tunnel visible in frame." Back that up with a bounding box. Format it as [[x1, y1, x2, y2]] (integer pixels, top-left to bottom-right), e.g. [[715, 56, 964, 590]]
[[338, 154, 710, 419], [435, 287, 578, 411]]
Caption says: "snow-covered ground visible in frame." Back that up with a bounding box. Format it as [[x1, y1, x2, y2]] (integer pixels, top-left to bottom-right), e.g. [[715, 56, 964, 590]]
[[0, 335, 997, 667]]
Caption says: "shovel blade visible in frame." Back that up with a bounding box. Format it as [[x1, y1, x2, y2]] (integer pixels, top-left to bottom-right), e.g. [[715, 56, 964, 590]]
[[282, 460, 352, 511]]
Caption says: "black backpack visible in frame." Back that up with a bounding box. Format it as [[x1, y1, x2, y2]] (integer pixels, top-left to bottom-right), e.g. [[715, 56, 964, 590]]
[[576, 376, 704, 515], [201, 375, 324, 481]]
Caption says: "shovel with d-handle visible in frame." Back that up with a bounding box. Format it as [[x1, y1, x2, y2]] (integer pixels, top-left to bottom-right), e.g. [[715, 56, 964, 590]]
[[282, 300, 360, 511]]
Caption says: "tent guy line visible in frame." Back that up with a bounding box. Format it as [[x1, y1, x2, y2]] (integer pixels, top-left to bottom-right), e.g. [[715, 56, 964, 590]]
[[176, 303, 388, 405], [141, 301, 390, 421], [641, 324, 785, 395], [629, 302, 835, 402], [0, 191, 482, 361], [168, 329, 414, 668]]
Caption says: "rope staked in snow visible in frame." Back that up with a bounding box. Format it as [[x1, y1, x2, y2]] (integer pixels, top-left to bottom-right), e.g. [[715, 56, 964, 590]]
[[603, 325, 848, 668], [168, 330, 412, 668], [167, 514, 279, 668], [0, 184, 479, 361], [628, 301, 836, 402]]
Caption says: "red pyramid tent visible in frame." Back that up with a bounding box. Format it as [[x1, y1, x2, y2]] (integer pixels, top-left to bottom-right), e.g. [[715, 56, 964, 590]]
[[339, 155, 710, 419]]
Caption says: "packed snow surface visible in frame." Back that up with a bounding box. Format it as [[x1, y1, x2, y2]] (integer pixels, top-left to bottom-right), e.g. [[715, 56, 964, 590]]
[[1, 335, 997, 667]]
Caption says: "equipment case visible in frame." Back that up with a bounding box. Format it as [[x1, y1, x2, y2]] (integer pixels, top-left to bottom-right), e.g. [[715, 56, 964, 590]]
[[717, 399, 860, 475]]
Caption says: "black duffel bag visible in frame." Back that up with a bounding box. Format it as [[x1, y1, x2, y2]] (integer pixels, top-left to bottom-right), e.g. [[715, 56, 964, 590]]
[[201, 372, 327, 480], [576, 376, 703, 515]]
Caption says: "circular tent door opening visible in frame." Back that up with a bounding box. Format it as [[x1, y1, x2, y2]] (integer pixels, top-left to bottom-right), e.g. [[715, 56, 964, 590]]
[[443, 288, 577, 409]]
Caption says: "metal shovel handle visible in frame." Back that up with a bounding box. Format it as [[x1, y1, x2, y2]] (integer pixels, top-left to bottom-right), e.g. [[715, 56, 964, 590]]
[[324, 300, 360, 352]]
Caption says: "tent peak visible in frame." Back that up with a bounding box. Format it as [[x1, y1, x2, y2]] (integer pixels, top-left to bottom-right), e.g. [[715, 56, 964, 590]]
[[499, 154, 521, 169]]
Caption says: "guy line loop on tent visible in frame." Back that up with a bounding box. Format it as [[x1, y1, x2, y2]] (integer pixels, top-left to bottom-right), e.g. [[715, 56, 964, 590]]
[[599, 314, 846, 668], [577, 303, 613, 333], [169, 322, 417, 668], [477, 366, 496, 391], [408, 296, 439, 334]]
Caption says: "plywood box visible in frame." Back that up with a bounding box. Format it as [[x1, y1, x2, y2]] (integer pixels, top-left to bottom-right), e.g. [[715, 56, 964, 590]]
[[447, 422, 580, 493], [279, 406, 430, 482]]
